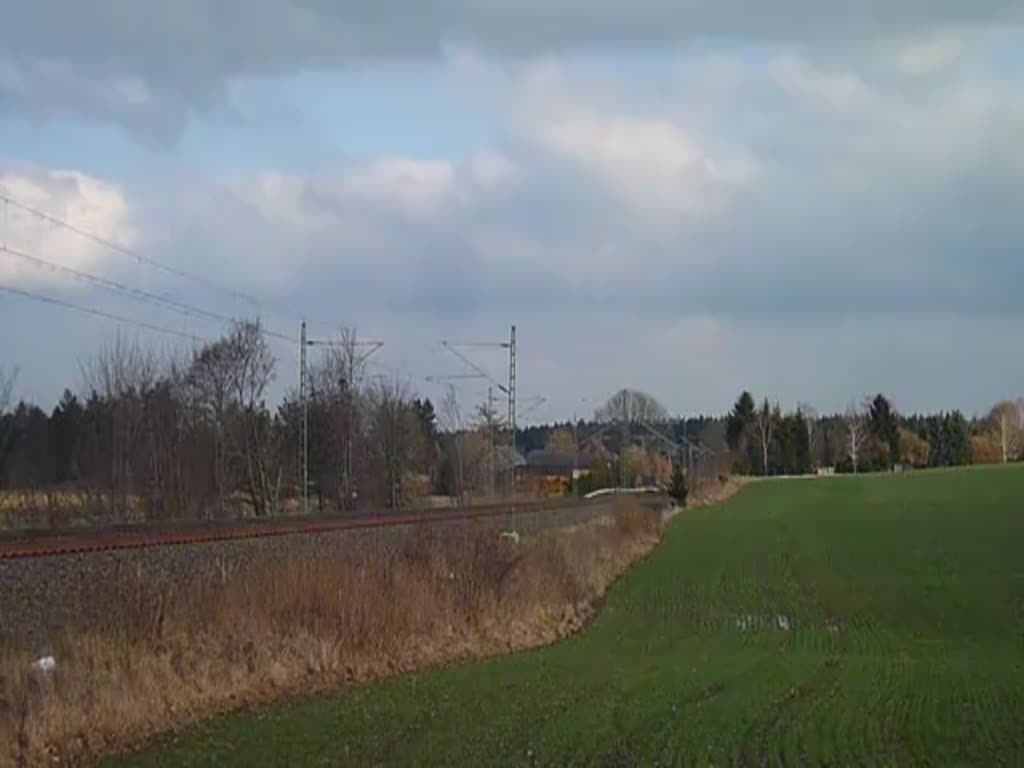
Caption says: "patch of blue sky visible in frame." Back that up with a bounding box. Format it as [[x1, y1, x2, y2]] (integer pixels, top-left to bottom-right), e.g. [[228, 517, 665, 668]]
[[1, 62, 499, 181]]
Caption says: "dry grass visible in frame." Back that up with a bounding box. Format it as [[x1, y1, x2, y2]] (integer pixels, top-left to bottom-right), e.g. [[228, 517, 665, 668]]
[[688, 474, 748, 510], [0, 498, 664, 767], [0, 490, 149, 530]]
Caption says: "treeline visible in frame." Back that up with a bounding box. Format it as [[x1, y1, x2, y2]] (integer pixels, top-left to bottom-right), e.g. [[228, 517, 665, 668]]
[[0, 323, 466, 525], [4, 334, 1022, 525], [725, 391, 1022, 476]]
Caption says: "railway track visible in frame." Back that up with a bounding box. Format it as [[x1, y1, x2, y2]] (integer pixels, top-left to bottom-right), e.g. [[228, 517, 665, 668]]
[[0, 494, 667, 560]]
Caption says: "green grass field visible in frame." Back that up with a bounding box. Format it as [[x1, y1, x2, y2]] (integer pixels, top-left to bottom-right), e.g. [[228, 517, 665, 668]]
[[118, 466, 1024, 767]]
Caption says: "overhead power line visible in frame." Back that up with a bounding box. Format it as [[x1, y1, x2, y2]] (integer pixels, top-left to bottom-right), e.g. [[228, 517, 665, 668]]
[[0, 283, 213, 343], [441, 341, 509, 395], [0, 242, 298, 343], [441, 326, 517, 459], [0, 190, 342, 333]]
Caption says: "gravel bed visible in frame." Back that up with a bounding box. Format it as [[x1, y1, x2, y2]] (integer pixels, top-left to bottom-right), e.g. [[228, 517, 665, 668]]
[[0, 501, 621, 654]]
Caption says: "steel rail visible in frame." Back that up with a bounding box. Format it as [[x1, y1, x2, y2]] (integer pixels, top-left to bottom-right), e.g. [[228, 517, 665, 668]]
[[0, 495, 668, 560]]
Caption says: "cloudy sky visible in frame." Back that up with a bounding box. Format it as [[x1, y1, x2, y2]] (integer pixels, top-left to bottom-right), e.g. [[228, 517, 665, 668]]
[[1, 1, 1022, 420]]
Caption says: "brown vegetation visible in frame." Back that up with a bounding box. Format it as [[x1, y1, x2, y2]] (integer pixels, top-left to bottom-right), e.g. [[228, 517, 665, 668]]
[[972, 400, 1024, 466], [970, 433, 1002, 466], [0, 498, 668, 767], [898, 428, 930, 469], [687, 474, 747, 508]]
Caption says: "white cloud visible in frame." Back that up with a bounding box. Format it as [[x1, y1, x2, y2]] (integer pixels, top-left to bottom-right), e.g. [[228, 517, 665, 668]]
[[769, 55, 876, 113], [336, 158, 458, 216], [0, 170, 135, 289], [470, 55, 758, 225], [466, 151, 520, 188], [533, 112, 725, 217], [896, 34, 964, 76]]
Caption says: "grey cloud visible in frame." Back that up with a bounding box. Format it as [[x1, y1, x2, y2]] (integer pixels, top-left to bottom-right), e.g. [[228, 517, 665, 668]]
[[12, 40, 1021, 325], [0, 59, 196, 144], [2, 1, 1022, 131]]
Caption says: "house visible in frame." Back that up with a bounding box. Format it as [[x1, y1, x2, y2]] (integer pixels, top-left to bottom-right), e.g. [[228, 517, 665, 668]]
[[493, 445, 527, 478], [519, 450, 598, 496]]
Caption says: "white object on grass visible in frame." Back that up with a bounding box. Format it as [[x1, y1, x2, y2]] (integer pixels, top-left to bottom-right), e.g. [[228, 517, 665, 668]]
[[31, 656, 57, 674], [499, 530, 521, 545]]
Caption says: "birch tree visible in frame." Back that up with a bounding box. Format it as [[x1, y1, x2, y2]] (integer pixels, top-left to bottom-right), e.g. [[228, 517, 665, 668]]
[[752, 398, 776, 476], [989, 400, 1024, 463], [845, 402, 867, 473]]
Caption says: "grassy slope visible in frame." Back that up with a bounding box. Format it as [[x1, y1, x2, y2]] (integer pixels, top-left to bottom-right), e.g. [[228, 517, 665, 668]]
[[118, 467, 1024, 767]]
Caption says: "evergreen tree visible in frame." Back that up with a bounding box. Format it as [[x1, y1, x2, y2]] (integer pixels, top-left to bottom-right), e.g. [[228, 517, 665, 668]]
[[411, 398, 438, 445], [868, 394, 901, 468], [771, 411, 812, 475], [925, 411, 970, 467], [726, 392, 755, 449], [821, 421, 834, 468], [50, 389, 83, 483], [793, 409, 812, 474], [726, 391, 756, 474], [669, 459, 688, 507], [945, 411, 970, 466]]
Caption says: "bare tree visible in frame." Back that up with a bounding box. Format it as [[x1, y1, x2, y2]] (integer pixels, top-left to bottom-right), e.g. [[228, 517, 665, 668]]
[[545, 428, 577, 459], [0, 366, 15, 415], [185, 321, 276, 517], [312, 329, 369, 391], [82, 333, 159, 399], [845, 402, 867, 473], [228, 321, 278, 517], [185, 332, 238, 517], [473, 394, 504, 495], [81, 334, 160, 520], [365, 378, 422, 511], [438, 386, 498, 502], [752, 398, 776, 476], [312, 328, 371, 510], [595, 389, 669, 425], [141, 363, 190, 520], [596, 389, 669, 487], [989, 400, 1024, 464], [440, 386, 465, 505]]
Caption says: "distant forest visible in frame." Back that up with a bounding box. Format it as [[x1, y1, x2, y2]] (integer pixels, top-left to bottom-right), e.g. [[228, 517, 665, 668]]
[[1, 323, 1021, 527]]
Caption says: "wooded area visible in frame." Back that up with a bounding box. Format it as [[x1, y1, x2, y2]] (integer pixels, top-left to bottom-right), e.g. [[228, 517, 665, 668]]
[[1, 327, 1020, 527], [724, 390, 1021, 476], [0, 323, 446, 525]]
